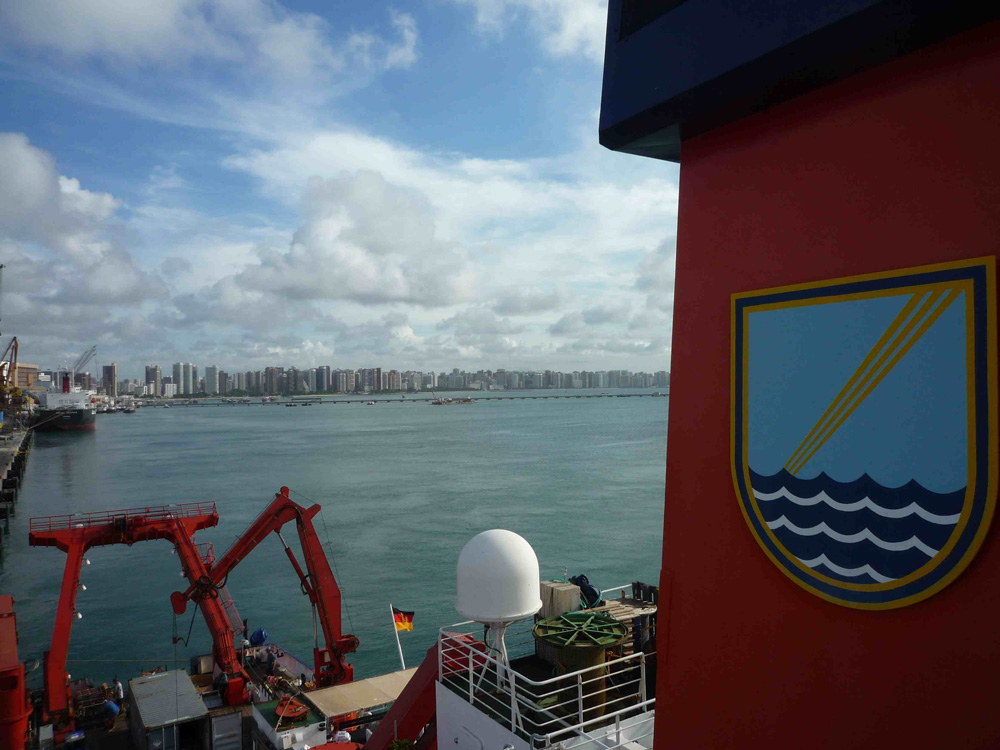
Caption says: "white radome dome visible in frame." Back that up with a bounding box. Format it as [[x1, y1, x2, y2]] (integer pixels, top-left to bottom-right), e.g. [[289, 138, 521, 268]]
[[456, 529, 542, 623]]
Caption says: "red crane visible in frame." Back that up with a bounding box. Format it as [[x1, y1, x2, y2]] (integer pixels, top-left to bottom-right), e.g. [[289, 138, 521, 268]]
[[28, 501, 249, 738], [171, 487, 359, 687]]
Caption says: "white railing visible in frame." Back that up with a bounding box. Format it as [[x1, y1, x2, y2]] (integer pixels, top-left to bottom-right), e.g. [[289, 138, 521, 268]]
[[438, 623, 653, 750], [599, 585, 632, 601]]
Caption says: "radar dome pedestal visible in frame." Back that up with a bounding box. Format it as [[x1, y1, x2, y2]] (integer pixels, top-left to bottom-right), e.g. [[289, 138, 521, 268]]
[[457, 530, 541, 684]]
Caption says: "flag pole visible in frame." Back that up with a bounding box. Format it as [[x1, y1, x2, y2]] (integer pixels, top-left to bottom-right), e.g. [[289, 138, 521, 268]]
[[390, 603, 406, 670]]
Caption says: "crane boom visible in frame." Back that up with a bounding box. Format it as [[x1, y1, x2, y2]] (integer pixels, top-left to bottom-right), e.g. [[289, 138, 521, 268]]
[[72, 346, 96, 377], [28, 502, 248, 739], [171, 487, 358, 687], [0, 336, 18, 409]]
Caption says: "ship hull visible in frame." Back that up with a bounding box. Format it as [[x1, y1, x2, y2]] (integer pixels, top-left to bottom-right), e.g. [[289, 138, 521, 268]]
[[31, 408, 97, 432]]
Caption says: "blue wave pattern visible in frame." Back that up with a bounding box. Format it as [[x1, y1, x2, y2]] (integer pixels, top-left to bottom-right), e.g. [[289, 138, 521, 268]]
[[750, 469, 966, 584]]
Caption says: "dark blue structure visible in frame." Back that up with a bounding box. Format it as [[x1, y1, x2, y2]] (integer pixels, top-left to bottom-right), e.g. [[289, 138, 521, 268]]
[[599, 0, 1000, 161]]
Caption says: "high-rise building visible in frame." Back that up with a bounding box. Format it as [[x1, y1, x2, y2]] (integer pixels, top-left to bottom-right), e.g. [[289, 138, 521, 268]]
[[102, 363, 118, 397], [181, 363, 194, 395], [205, 366, 219, 395], [145, 365, 162, 397], [264, 367, 280, 395], [317, 366, 330, 392]]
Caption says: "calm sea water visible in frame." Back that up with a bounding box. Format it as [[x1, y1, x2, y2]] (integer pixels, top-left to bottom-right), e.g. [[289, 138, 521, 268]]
[[0, 390, 666, 688]]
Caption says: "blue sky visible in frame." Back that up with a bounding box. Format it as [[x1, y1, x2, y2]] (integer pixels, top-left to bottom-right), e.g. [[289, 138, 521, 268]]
[[0, 0, 679, 378]]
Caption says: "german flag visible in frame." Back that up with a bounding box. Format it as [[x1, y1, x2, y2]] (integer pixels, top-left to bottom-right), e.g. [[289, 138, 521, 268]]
[[392, 606, 414, 632]]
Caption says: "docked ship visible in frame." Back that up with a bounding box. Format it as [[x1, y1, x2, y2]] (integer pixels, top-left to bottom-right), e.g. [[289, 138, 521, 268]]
[[30, 373, 97, 432], [29, 347, 98, 432]]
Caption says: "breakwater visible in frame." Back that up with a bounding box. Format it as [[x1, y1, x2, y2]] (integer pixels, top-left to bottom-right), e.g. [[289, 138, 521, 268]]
[[159, 391, 669, 407]]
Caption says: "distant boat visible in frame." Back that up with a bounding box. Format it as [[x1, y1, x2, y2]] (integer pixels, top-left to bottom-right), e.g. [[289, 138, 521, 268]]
[[366, 401, 377, 406]]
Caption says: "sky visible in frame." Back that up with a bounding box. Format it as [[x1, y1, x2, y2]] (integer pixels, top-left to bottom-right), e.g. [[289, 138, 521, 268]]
[[0, 0, 679, 379]]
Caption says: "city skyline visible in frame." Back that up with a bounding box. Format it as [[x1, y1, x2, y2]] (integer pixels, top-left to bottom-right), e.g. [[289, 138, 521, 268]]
[[79, 362, 669, 397]]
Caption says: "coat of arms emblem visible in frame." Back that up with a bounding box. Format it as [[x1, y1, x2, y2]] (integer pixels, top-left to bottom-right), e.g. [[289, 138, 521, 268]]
[[732, 258, 996, 608]]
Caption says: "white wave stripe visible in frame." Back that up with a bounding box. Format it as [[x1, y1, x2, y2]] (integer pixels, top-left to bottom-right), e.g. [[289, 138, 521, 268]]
[[798, 554, 896, 583], [767, 516, 939, 558], [753, 487, 960, 525]]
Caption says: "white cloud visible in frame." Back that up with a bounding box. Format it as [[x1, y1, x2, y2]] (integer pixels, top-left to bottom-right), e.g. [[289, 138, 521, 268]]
[[233, 171, 475, 307], [492, 288, 562, 315], [549, 311, 584, 335], [450, 0, 607, 62], [635, 238, 676, 313], [438, 308, 523, 336], [0, 134, 167, 366], [0, 1, 418, 74], [207, 111, 678, 371], [0, 2, 419, 111], [349, 10, 419, 72], [0, 134, 120, 261], [0, 0, 237, 65]]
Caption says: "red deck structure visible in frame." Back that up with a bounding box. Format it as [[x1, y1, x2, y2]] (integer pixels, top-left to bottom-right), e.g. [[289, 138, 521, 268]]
[[27, 501, 252, 738], [0, 595, 31, 750]]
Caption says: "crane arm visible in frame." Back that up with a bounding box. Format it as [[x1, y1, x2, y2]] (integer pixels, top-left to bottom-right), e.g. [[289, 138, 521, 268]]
[[170, 487, 358, 687], [28, 502, 247, 740], [72, 346, 96, 376]]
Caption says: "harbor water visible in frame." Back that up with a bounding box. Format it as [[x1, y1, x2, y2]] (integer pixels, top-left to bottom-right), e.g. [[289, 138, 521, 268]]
[[0, 390, 666, 687]]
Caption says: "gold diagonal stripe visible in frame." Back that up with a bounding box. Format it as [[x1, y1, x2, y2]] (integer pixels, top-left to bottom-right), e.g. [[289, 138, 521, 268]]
[[789, 287, 961, 475], [783, 292, 926, 472], [787, 288, 943, 474], [787, 288, 945, 475]]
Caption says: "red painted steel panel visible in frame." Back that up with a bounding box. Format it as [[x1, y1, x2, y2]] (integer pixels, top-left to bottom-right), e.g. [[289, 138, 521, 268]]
[[0, 595, 31, 750], [657, 20, 1000, 749]]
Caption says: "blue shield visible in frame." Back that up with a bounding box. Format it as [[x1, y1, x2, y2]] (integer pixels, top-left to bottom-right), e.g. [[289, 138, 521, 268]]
[[732, 259, 997, 608]]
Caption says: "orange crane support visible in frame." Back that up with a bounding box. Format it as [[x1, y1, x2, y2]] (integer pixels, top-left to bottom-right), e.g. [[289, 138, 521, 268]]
[[28, 502, 248, 738], [171, 487, 359, 687]]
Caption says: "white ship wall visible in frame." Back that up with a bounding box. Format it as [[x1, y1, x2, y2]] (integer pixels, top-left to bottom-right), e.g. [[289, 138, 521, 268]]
[[436, 683, 530, 750]]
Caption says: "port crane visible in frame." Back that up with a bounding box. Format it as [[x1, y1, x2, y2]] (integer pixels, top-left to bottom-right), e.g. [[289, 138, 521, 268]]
[[25, 488, 357, 740], [0, 264, 20, 410], [61, 345, 96, 392], [27, 502, 247, 738], [170, 486, 360, 687], [0, 335, 18, 409]]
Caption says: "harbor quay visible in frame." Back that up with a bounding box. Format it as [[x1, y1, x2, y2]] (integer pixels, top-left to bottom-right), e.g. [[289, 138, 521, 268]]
[[0, 430, 31, 550]]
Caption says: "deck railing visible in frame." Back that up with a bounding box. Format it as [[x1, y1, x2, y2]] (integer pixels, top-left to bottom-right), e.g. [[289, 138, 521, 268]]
[[438, 623, 654, 750], [29, 501, 218, 534]]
